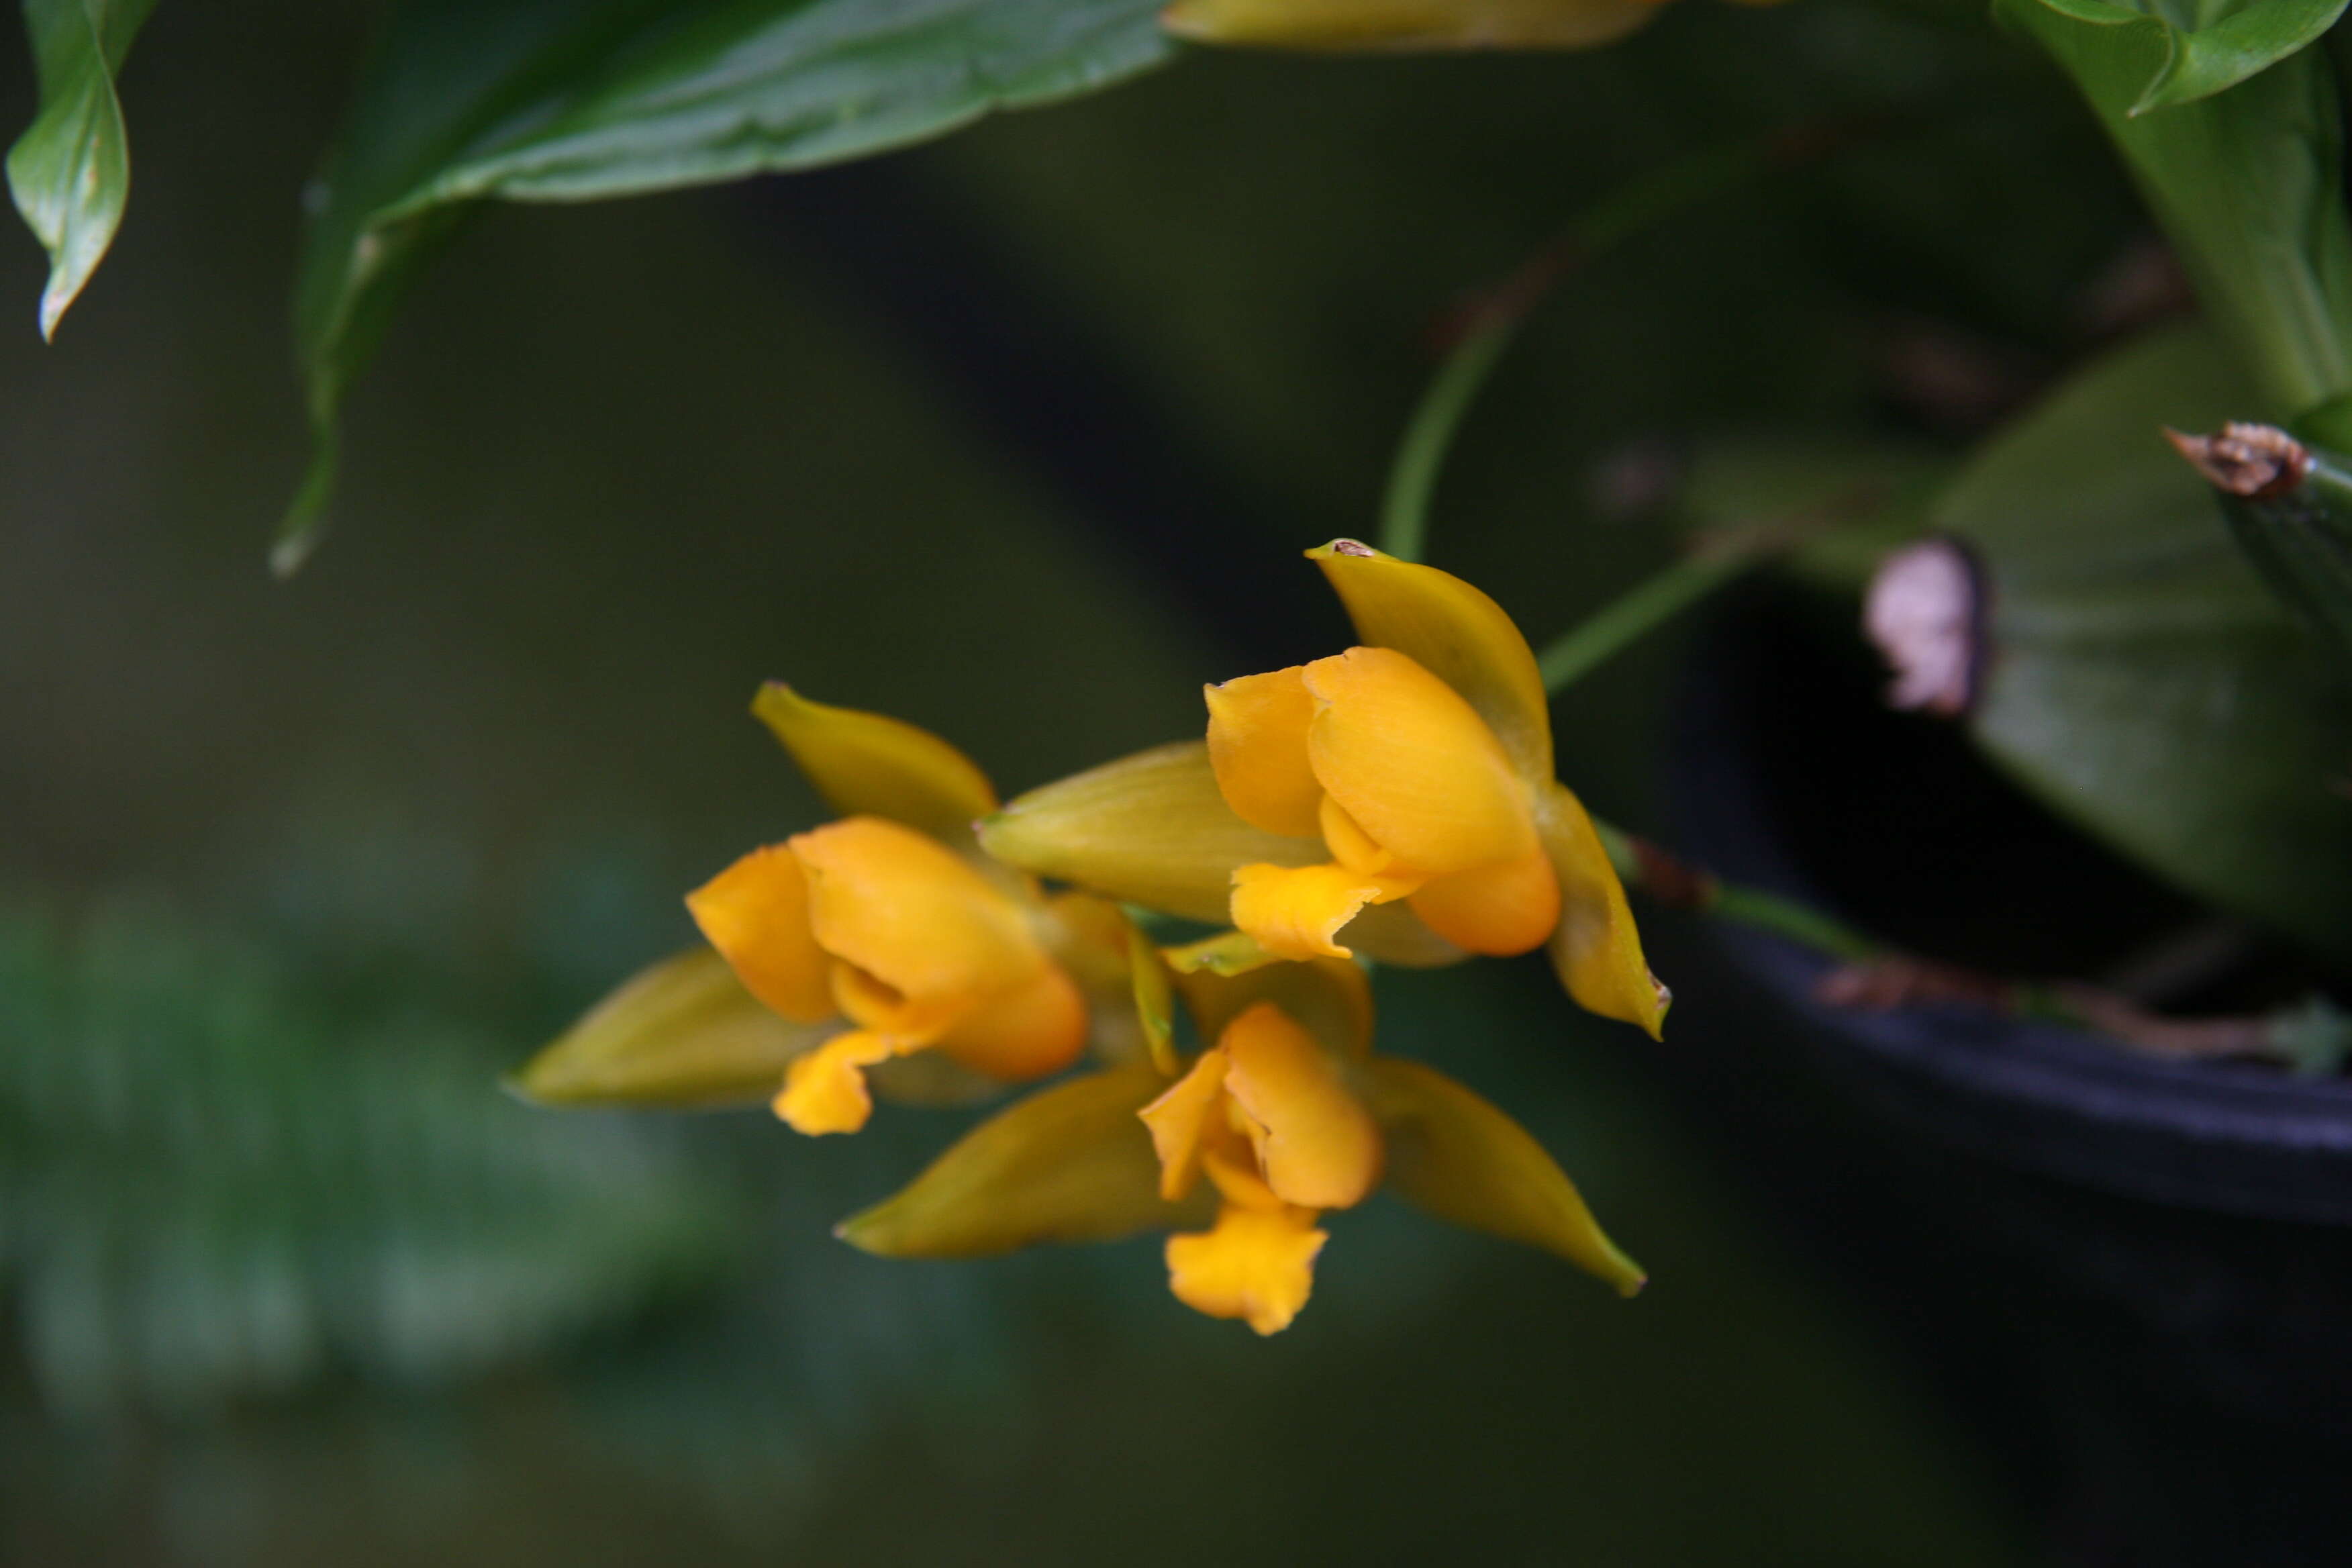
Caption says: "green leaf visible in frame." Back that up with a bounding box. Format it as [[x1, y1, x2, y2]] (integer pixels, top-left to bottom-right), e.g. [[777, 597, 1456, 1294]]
[[836, 1063, 1208, 1258], [1356, 1055, 1645, 1297], [1675, 433, 1949, 592], [2006, 0, 2346, 113], [2217, 471, 2352, 674], [6, 0, 160, 340], [0, 899, 738, 1418], [2001, 0, 2352, 417], [1934, 324, 2352, 959], [279, 0, 1175, 572]]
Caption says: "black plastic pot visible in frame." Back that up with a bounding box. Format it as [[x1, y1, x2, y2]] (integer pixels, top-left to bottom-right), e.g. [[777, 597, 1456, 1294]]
[[1667, 595, 2352, 1568]]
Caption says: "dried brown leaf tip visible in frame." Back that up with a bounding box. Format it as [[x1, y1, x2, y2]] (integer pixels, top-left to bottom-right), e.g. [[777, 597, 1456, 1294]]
[[1864, 537, 1983, 718], [2162, 422, 2310, 501]]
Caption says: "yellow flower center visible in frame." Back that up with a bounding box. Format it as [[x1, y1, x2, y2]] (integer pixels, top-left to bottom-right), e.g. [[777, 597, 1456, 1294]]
[[1138, 1001, 1381, 1334], [687, 816, 1086, 1135], [1206, 646, 1560, 962]]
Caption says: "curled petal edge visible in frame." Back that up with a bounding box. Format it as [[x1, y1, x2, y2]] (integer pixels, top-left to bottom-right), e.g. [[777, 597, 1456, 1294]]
[[1536, 782, 1669, 1040]]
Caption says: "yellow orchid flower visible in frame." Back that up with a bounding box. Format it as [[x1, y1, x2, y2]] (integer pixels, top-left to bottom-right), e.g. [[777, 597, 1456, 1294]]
[[838, 954, 1645, 1334], [512, 685, 1139, 1132], [981, 541, 1668, 1038]]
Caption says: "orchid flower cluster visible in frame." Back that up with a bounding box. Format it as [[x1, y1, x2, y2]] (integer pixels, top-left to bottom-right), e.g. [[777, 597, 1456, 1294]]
[[516, 542, 1664, 1334]]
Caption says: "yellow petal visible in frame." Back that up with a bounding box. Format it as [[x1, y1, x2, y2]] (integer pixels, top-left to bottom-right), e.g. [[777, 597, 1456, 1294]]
[[1318, 793, 1400, 879], [1408, 840, 1560, 957], [1163, 0, 1661, 50], [1164, 1203, 1328, 1336], [1230, 862, 1395, 961], [1174, 952, 1375, 1063], [1359, 1055, 1646, 1296], [751, 683, 995, 846], [791, 816, 1045, 1038], [1308, 541, 1553, 784], [509, 946, 832, 1108], [1205, 667, 1324, 838], [1535, 783, 1669, 1038], [838, 1064, 1210, 1257], [685, 846, 835, 1024], [1218, 1002, 1381, 1210], [1304, 647, 1538, 877], [1138, 1046, 1230, 1201], [930, 959, 1089, 1082], [1198, 1140, 1286, 1211], [981, 740, 1321, 926], [774, 1030, 899, 1135]]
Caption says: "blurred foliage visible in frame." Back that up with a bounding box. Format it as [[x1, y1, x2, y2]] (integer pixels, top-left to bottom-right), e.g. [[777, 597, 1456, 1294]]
[[0, 893, 738, 1419], [1937, 324, 2352, 959], [3, 0, 154, 340], [2008, 0, 2348, 113], [281, 0, 1175, 565], [0, 0, 2222, 1557], [2006, 0, 2352, 422]]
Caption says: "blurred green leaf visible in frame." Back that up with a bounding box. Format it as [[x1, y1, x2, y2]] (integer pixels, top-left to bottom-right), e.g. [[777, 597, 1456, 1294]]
[[6, 0, 158, 340], [2001, 0, 2352, 419], [1674, 433, 1950, 591], [0, 898, 741, 1419], [280, 0, 1175, 572], [2216, 453, 2352, 673], [2008, 0, 2346, 113], [1935, 324, 2352, 959]]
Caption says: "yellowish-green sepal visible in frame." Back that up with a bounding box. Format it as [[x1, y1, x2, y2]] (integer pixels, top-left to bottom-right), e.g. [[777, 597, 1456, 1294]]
[[1535, 782, 1668, 1039], [1129, 924, 1179, 1077], [981, 740, 1469, 968], [509, 947, 832, 1108], [1359, 1055, 1645, 1296], [1162, 0, 1661, 52], [981, 740, 1318, 925], [864, 1052, 1008, 1109], [1308, 541, 1555, 785], [752, 683, 997, 846], [1163, 929, 1279, 977], [836, 1064, 1210, 1258]]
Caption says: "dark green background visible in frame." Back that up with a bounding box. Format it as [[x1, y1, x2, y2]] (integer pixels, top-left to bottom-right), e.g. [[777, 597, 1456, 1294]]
[[0, 1, 2145, 1559]]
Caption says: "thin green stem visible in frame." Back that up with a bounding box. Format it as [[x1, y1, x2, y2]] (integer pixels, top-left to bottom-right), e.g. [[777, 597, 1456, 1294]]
[[1590, 814, 1883, 964], [1706, 883, 1882, 963], [1375, 136, 1793, 562], [1379, 320, 1512, 567], [1536, 550, 1754, 693]]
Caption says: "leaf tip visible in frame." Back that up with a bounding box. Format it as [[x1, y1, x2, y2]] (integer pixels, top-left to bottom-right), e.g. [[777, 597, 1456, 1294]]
[[832, 1203, 895, 1255]]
